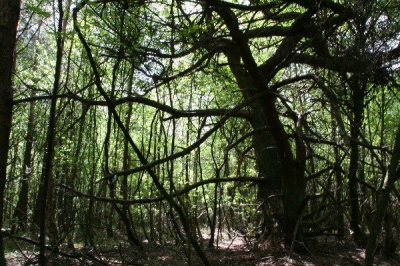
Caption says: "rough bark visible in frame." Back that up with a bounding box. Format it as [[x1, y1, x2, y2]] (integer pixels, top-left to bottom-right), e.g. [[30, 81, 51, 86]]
[[0, 0, 21, 264], [209, 0, 309, 245], [226, 58, 284, 242]]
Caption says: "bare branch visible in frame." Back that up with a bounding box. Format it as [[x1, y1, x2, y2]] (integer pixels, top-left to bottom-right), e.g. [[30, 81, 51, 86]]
[[59, 176, 264, 205]]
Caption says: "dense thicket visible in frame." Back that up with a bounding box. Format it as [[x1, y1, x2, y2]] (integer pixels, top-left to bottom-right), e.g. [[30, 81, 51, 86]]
[[1, 0, 399, 265]]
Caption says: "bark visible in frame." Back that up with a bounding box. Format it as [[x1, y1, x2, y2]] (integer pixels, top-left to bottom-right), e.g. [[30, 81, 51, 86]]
[[244, 84, 284, 242], [0, 0, 21, 264], [224, 47, 284, 241], [364, 125, 400, 266], [46, 170, 59, 250], [348, 72, 368, 247], [85, 106, 97, 247], [104, 105, 114, 239], [210, 1, 309, 245]]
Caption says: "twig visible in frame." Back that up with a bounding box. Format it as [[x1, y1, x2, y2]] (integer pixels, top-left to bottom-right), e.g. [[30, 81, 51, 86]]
[[9, 236, 35, 264], [3, 232, 110, 265]]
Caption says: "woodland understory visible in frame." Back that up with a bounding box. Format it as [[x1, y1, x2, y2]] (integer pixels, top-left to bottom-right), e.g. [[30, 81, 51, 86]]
[[0, 0, 399, 265]]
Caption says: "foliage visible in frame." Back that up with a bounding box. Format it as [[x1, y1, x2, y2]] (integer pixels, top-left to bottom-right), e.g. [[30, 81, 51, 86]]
[[2, 0, 399, 265]]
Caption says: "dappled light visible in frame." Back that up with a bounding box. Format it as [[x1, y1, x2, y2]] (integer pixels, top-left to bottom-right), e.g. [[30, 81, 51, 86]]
[[0, 0, 399, 265]]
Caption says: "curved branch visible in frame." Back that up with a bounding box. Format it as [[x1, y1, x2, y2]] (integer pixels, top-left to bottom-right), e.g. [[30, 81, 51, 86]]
[[100, 91, 272, 181], [14, 93, 249, 118], [60, 176, 264, 204]]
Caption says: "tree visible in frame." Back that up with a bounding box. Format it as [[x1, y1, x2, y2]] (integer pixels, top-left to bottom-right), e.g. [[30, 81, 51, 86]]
[[0, 0, 21, 264], [33, 0, 72, 263], [2, 0, 399, 265]]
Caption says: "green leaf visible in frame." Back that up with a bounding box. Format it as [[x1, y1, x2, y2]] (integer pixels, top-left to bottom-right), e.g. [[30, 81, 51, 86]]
[[25, 4, 51, 18]]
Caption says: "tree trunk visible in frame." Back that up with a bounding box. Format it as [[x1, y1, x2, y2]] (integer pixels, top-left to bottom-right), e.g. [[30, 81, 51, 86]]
[[37, 0, 70, 262], [118, 68, 141, 246], [0, 0, 21, 264], [224, 49, 304, 246], [208, 2, 312, 246], [348, 78, 367, 246]]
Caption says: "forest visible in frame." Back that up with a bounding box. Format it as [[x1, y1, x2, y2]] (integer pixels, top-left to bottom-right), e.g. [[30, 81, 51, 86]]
[[0, 0, 399, 265]]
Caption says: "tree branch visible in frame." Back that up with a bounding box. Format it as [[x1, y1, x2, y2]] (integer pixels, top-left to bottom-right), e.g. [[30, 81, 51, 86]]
[[59, 176, 264, 205]]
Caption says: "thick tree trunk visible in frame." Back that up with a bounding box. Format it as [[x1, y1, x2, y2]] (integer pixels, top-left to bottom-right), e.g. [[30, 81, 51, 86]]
[[348, 81, 367, 246], [251, 106, 284, 241], [208, 2, 312, 246], [222, 49, 284, 243], [225, 49, 305, 246], [0, 0, 21, 264]]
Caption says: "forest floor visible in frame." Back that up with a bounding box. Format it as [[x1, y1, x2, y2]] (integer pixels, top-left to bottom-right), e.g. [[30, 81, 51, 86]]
[[4, 233, 400, 265]]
